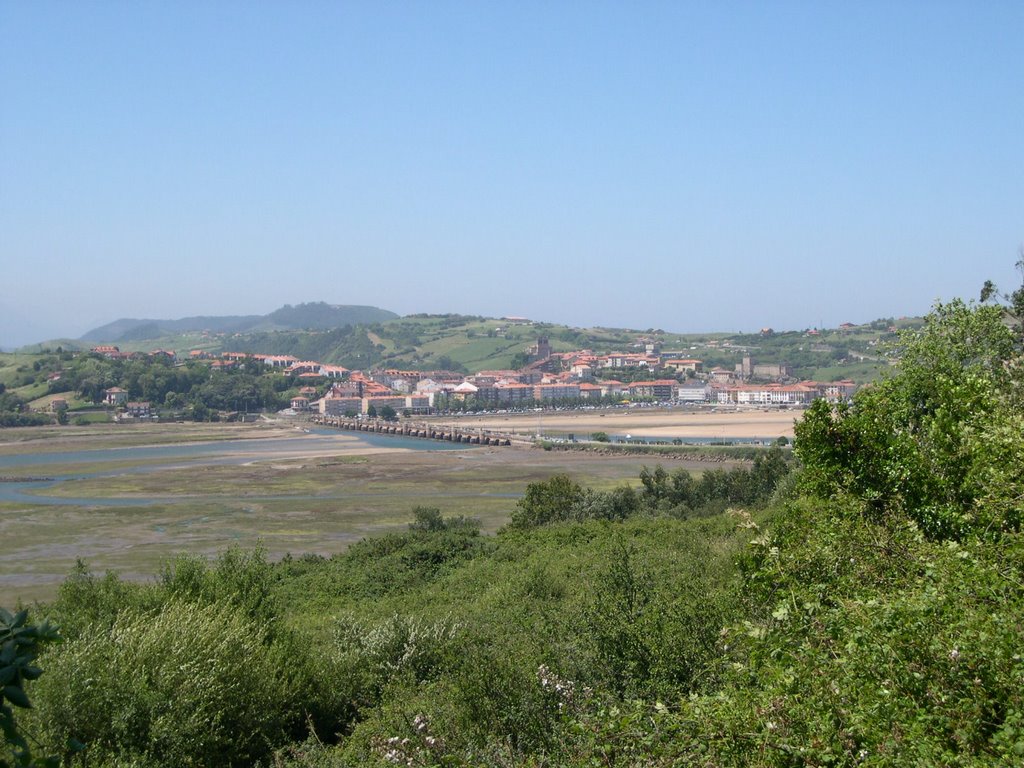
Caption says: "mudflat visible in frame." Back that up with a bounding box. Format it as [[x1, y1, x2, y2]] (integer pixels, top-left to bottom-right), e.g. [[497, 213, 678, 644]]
[[0, 419, 743, 603]]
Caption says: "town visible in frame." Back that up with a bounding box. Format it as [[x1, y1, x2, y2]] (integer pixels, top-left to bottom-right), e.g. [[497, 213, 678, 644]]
[[82, 333, 856, 422]]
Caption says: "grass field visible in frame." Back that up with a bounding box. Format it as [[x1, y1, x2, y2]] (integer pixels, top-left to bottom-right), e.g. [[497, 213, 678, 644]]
[[0, 420, 739, 604], [810, 359, 890, 384]]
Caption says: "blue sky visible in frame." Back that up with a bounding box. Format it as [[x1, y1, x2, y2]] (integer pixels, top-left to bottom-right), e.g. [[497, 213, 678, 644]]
[[1, 1, 1021, 347]]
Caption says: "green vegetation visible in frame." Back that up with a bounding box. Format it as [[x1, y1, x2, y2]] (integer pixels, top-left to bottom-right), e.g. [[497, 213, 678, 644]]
[[79, 303, 399, 343], [1, 608, 69, 768], [0, 350, 295, 422], [808, 359, 889, 385], [6, 275, 1024, 765], [22, 310, 906, 381], [17, 512, 749, 767]]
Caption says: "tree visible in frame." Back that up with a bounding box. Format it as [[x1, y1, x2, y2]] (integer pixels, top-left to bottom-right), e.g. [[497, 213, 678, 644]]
[[379, 405, 398, 422], [509, 475, 585, 529], [366, 405, 378, 418], [979, 251, 1024, 346], [408, 506, 445, 533], [639, 465, 669, 504], [795, 296, 1022, 538]]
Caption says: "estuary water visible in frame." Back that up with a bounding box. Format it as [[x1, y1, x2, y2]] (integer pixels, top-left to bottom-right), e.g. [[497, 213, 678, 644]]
[[0, 429, 471, 506]]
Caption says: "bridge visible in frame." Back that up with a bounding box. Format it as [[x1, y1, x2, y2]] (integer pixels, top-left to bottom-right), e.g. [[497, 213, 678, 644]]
[[309, 415, 521, 446]]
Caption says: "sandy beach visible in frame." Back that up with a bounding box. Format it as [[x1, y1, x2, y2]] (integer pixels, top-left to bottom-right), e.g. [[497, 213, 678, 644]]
[[427, 407, 801, 439]]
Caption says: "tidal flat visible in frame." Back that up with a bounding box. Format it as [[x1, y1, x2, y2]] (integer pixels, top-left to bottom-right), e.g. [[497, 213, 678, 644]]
[[0, 421, 739, 603]]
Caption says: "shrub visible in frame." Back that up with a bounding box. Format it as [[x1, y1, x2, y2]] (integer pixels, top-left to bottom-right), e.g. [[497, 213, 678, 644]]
[[795, 299, 1022, 539], [509, 475, 585, 529], [32, 599, 289, 767], [1, 608, 68, 768]]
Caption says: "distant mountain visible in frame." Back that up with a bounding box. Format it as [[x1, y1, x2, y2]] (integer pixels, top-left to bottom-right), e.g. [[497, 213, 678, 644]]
[[79, 303, 399, 342]]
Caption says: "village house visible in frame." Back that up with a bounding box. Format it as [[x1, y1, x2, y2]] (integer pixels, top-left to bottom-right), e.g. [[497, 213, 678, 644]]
[[329, 381, 362, 398], [363, 395, 408, 414], [626, 380, 677, 400], [475, 369, 520, 381], [124, 401, 152, 418], [662, 358, 703, 374], [321, 395, 362, 417], [491, 382, 535, 405], [414, 378, 445, 397], [534, 382, 581, 401], [600, 380, 626, 397], [677, 381, 710, 402], [319, 365, 349, 379], [104, 387, 128, 406], [262, 354, 298, 368], [601, 353, 659, 369], [287, 361, 321, 376], [452, 381, 479, 402], [809, 379, 856, 402], [569, 361, 594, 379]]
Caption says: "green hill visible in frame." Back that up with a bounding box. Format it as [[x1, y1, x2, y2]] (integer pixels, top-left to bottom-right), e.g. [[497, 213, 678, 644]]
[[216, 314, 895, 382], [78, 302, 399, 343], [21, 311, 905, 384]]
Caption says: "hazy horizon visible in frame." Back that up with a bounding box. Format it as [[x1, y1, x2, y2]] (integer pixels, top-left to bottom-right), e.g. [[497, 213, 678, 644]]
[[2, 3, 1022, 348], [0, 295, 965, 352]]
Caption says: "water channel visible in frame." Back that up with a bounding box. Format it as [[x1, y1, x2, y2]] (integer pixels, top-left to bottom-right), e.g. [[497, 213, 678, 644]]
[[0, 429, 473, 507]]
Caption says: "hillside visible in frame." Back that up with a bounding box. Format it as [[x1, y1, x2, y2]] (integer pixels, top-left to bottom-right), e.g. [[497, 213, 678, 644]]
[[19, 313, 909, 385], [188, 314, 905, 383], [78, 302, 399, 342], [19, 309, 917, 385]]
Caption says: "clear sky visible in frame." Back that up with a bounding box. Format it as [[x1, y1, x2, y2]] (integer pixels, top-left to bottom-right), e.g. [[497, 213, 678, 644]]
[[1, 1, 1022, 348]]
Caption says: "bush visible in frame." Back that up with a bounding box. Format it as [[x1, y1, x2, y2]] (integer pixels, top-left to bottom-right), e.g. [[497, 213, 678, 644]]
[[509, 475, 585, 529], [795, 299, 1022, 538], [32, 599, 289, 767], [674, 497, 1024, 765], [1, 608, 67, 768]]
